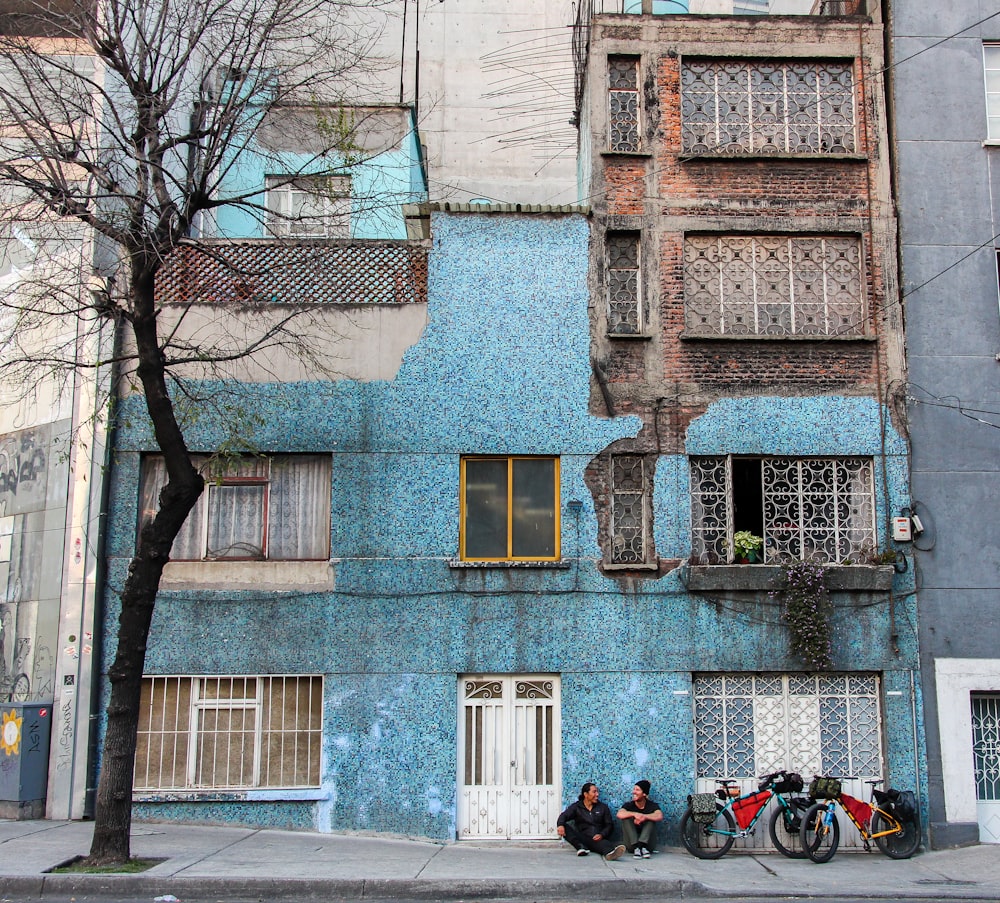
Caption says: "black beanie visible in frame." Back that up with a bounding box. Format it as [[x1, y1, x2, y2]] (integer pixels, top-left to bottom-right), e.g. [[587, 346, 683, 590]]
[[636, 780, 651, 795]]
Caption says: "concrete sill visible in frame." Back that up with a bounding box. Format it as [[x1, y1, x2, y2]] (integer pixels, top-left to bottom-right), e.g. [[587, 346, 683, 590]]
[[683, 564, 894, 592], [602, 561, 659, 572], [677, 151, 867, 163], [134, 789, 328, 803], [607, 331, 653, 340], [600, 149, 653, 158], [679, 331, 875, 342], [448, 560, 572, 569], [160, 560, 334, 590]]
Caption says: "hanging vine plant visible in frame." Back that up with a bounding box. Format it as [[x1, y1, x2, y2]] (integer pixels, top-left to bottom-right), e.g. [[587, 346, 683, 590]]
[[774, 561, 833, 670]]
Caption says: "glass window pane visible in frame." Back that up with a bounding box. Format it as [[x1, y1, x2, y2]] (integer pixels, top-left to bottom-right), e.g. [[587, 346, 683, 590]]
[[511, 458, 556, 558], [464, 459, 509, 558], [207, 484, 266, 558]]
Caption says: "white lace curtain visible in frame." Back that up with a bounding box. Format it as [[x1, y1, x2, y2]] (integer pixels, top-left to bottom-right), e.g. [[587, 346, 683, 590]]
[[140, 455, 330, 560]]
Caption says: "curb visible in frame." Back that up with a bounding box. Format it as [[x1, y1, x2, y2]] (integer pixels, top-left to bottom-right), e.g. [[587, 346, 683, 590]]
[[0, 876, 702, 901], [3, 875, 1000, 902]]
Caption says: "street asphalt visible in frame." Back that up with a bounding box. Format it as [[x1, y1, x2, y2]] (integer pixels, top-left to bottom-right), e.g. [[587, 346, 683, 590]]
[[0, 819, 998, 901]]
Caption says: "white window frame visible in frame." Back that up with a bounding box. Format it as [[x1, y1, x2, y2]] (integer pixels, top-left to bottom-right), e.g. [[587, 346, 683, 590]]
[[985, 44, 1000, 140], [265, 175, 351, 238]]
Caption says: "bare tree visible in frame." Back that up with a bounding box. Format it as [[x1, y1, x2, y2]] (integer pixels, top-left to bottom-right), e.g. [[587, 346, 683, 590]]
[[0, 0, 398, 864]]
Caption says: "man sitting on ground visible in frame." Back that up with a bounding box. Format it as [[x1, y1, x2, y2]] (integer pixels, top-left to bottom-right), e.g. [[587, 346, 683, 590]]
[[557, 782, 626, 861], [616, 780, 663, 859]]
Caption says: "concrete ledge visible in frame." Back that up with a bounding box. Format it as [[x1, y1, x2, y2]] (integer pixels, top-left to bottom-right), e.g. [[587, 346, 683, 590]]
[[929, 821, 982, 849], [684, 564, 894, 592]]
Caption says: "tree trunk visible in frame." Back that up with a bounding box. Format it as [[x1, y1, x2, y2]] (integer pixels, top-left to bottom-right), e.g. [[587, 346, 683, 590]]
[[86, 268, 203, 865]]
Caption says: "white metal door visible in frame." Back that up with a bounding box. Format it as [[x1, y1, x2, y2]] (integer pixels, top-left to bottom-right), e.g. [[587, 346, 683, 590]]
[[457, 675, 561, 840], [972, 694, 1000, 843], [693, 673, 884, 851]]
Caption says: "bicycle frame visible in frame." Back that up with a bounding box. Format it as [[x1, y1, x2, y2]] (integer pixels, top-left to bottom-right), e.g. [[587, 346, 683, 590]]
[[832, 794, 903, 848], [706, 786, 802, 839]]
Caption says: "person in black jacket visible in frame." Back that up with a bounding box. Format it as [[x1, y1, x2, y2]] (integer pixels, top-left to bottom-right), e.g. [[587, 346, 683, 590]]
[[556, 783, 626, 860]]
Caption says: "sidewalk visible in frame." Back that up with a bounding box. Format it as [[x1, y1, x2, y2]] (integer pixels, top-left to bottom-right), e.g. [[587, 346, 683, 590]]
[[1, 819, 998, 901]]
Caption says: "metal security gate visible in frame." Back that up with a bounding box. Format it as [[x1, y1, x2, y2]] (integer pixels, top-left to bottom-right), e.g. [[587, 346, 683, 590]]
[[457, 675, 561, 840], [972, 694, 1000, 843], [694, 673, 883, 851]]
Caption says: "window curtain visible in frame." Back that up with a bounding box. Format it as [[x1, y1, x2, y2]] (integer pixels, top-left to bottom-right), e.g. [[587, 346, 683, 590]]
[[141, 454, 330, 561], [268, 455, 331, 560]]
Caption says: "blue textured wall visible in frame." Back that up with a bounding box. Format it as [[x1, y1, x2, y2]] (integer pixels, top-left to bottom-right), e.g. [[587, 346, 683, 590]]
[[213, 112, 425, 240], [106, 211, 921, 841]]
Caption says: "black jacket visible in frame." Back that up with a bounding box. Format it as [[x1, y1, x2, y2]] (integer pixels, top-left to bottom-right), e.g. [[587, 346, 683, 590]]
[[557, 799, 614, 839]]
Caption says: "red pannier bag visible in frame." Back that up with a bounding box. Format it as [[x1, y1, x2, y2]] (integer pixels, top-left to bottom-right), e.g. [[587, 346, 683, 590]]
[[731, 790, 771, 829], [840, 793, 872, 830]]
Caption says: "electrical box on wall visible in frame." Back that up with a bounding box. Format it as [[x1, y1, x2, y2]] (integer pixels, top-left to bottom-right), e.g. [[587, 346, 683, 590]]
[[892, 517, 912, 542]]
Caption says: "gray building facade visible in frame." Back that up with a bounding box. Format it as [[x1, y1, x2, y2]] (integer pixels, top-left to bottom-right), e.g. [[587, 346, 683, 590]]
[[891, 0, 1000, 847]]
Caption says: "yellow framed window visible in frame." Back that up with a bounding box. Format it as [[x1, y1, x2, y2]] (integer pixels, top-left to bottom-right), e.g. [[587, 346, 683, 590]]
[[460, 456, 560, 561]]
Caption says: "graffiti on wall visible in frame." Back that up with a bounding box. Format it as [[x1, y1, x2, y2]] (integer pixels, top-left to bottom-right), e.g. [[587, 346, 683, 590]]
[[0, 428, 50, 518]]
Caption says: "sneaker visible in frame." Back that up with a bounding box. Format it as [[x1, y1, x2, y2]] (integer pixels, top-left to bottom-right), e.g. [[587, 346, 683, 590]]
[[605, 844, 626, 861], [576, 848, 589, 857], [641, 847, 651, 859], [633, 848, 643, 859]]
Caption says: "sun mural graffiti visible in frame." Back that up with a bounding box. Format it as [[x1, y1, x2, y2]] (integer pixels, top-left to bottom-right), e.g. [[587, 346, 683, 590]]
[[1, 709, 22, 756]]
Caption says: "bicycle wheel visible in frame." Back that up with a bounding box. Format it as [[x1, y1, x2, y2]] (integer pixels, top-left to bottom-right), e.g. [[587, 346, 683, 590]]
[[680, 805, 736, 859], [800, 801, 840, 863], [768, 797, 809, 858], [872, 809, 920, 859]]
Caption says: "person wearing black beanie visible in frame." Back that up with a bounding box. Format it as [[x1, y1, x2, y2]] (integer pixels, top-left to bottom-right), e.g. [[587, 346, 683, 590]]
[[617, 780, 662, 858]]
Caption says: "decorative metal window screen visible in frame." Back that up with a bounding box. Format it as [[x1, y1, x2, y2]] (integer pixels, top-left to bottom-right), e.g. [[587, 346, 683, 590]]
[[607, 233, 641, 334], [973, 694, 1000, 802], [689, 456, 875, 563], [694, 673, 883, 850], [155, 241, 430, 307], [683, 235, 865, 337], [608, 57, 640, 152], [610, 454, 647, 564], [135, 675, 322, 790], [681, 60, 856, 155]]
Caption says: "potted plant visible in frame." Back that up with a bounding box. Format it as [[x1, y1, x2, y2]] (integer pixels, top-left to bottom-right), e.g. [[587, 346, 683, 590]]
[[732, 531, 764, 563]]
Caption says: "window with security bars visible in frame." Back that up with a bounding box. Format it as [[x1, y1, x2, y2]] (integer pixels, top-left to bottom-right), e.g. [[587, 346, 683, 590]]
[[610, 454, 649, 564], [140, 454, 331, 561], [607, 232, 642, 334], [135, 675, 322, 790], [681, 59, 856, 156], [684, 235, 865, 338], [265, 175, 351, 238], [972, 694, 1000, 802], [608, 56, 640, 152], [690, 456, 875, 563], [693, 673, 882, 783]]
